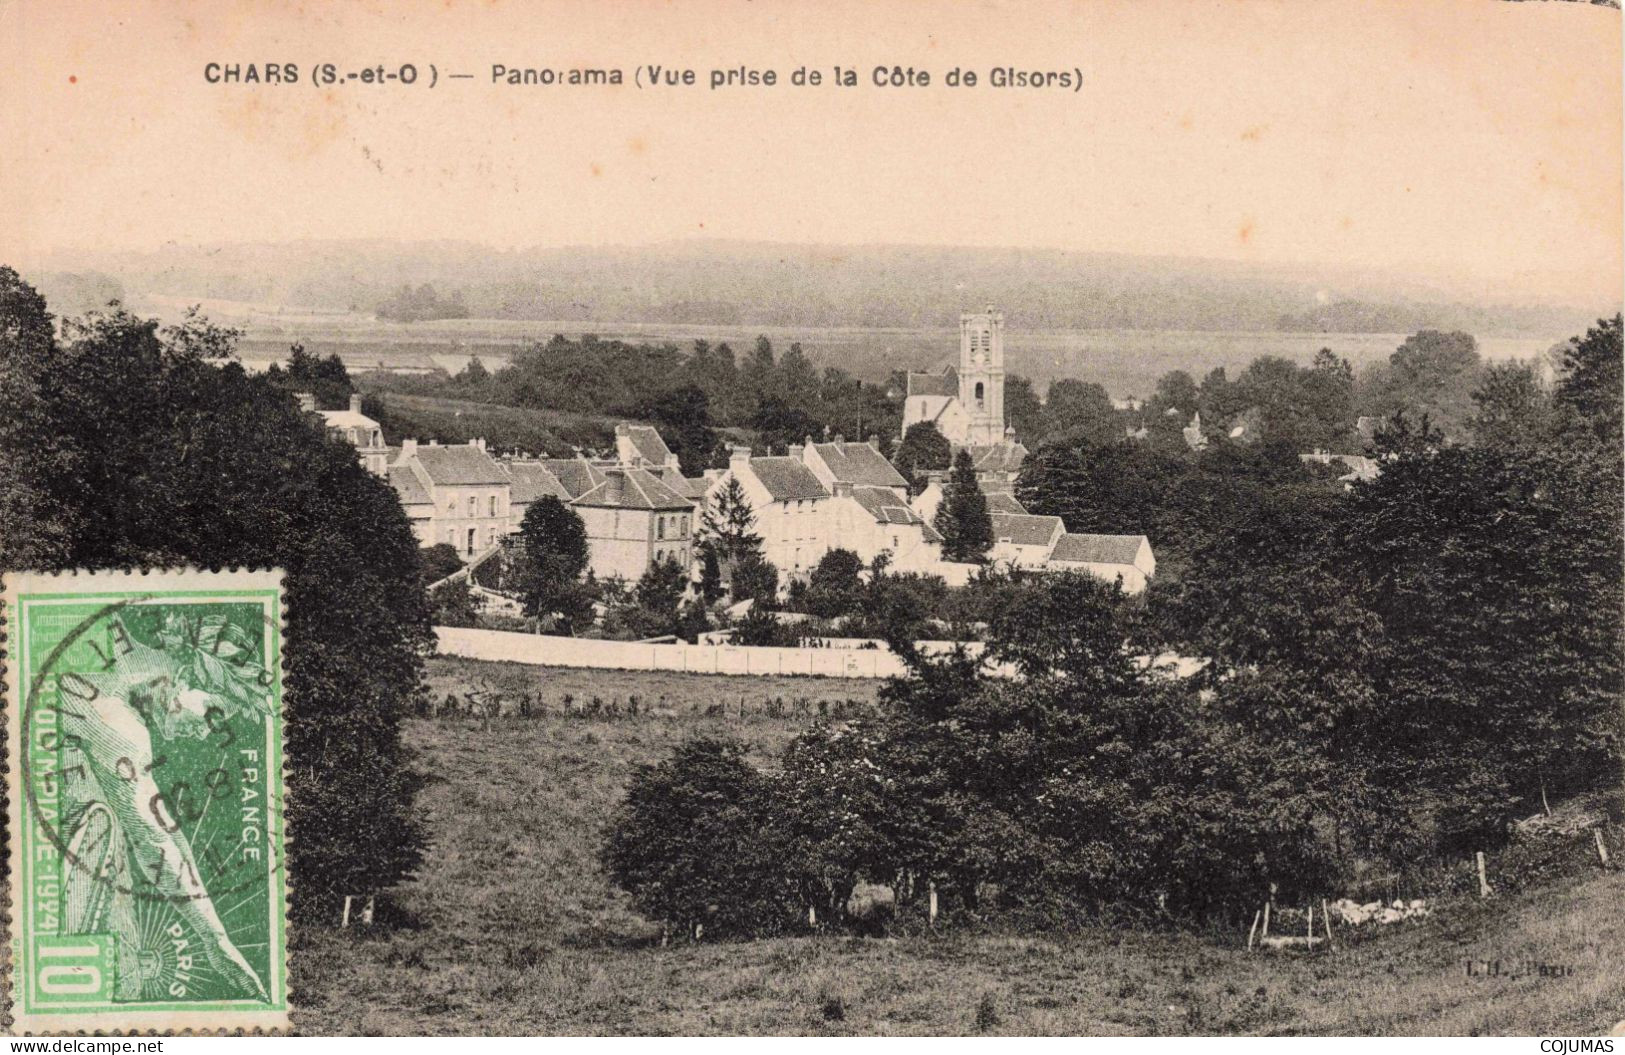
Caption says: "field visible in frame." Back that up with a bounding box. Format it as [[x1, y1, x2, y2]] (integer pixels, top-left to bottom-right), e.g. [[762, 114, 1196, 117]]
[[290, 658, 1624, 1036], [127, 294, 1557, 399]]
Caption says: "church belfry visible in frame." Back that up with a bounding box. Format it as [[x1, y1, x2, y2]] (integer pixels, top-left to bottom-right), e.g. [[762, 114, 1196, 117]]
[[958, 306, 1005, 445]]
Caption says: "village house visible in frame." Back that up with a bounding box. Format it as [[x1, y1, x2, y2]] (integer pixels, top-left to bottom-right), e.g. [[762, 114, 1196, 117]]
[[390, 438, 512, 557], [708, 446, 833, 578], [795, 436, 943, 571], [500, 458, 572, 531], [1048, 533, 1157, 594], [910, 472, 1030, 524], [571, 467, 696, 581], [301, 392, 390, 476], [989, 512, 1066, 569]]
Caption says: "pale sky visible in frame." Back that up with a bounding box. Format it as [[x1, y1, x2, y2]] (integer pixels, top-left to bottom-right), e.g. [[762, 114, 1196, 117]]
[[3, 0, 1620, 304]]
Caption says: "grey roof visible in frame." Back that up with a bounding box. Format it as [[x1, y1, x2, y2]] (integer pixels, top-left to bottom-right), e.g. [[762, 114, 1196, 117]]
[[813, 441, 909, 489], [409, 445, 509, 486], [969, 441, 1028, 474], [984, 491, 1029, 515], [991, 512, 1064, 548], [574, 468, 694, 511], [542, 458, 607, 499], [906, 367, 958, 398], [748, 457, 830, 502], [850, 485, 925, 527], [666, 473, 711, 500], [504, 461, 571, 504], [1050, 533, 1148, 566], [623, 424, 674, 465], [388, 466, 433, 507]]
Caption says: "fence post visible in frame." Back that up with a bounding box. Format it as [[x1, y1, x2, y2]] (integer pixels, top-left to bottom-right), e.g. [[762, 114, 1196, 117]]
[[1476, 851, 1493, 898], [1306, 904, 1315, 950], [1321, 898, 1334, 945], [1596, 829, 1612, 868], [1247, 910, 1261, 952], [341, 895, 353, 929], [928, 882, 938, 929]]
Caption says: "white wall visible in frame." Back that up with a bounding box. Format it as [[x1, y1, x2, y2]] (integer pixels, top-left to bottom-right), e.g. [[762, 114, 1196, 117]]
[[436, 626, 914, 678]]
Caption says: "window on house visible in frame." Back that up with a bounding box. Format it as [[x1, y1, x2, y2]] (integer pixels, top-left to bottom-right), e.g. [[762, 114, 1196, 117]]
[[489, 495, 497, 517], [975, 382, 985, 409], [681, 516, 689, 535], [466, 527, 476, 554], [657, 516, 665, 540], [468, 496, 477, 517]]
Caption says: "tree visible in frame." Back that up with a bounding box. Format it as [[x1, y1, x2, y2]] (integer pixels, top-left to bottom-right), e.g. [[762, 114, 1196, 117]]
[[1469, 361, 1553, 449], [1044, 378, 1119, 446], [429, 577, 484, 628], [419, 542, 466, 586], [1360, 330, 1483, 442], [1003, 374, 1046, 442], [934, 449, 993, 564], [802, 548, 865, 618], [268, 341, 353, 411], [1554, 314, 1623, 447], [4, 298, 431, 920], [0, 267, 71, 569], [641, 384, 717, 475], [698, 476, 763, 575], [986, 572, 1139, 694], [730, 552, 780, 606], [514, 496, 594, 631], [632, 556, 690, 637], [892, 422, 952, 496], [601, 739, 794, 939]]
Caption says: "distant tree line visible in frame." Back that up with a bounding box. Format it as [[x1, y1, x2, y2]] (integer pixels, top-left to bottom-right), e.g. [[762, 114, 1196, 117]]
[[378, 333, 904, 471], [376, 283, 470, 323]]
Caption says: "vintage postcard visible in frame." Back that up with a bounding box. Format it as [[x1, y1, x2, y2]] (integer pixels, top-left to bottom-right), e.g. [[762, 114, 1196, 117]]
[[2, 0, 1621, 1040], [3, 569, 289, 1034]]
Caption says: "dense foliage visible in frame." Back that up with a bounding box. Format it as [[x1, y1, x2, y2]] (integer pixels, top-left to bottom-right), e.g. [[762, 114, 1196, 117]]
[[0, 269, 433, 920], [604, 315, 1624, 939]]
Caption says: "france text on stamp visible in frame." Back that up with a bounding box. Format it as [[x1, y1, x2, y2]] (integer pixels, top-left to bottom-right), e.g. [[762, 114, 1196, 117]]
[[4, 569, 289, 1034]]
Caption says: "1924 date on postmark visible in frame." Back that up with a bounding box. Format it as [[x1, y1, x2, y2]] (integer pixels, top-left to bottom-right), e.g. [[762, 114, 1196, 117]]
[[4, 569, 289, 1034]]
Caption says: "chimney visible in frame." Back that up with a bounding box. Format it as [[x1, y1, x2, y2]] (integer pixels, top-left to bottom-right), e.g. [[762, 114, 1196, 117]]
[[402, 438, 418, 459], [833, 433, 845, 445], [295, 392, 316, 413], [867, 433, 880, 451], [729, 444, 752, 470], [833, 481, 853, 499], [349, 393, 363, 414], [469, 437, 486, 452], [788, 442, 804, 461], [604, 467, 627, 505], [925, 470, 945, 487]]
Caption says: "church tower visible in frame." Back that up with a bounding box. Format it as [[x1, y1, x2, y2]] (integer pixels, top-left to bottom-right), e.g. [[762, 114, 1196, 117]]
[[958, 306, 1005, 446]]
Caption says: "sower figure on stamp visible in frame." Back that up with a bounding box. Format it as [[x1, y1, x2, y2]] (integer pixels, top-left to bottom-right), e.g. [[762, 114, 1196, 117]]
[[57, 611, 272, 1002]]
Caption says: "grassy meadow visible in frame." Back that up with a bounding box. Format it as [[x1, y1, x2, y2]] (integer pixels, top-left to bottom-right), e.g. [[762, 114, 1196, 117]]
[[289, 657, 1625, 1036]]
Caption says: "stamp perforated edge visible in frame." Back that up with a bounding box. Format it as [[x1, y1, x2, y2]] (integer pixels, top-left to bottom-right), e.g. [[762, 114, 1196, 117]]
[[2, 567, 293, 1036]]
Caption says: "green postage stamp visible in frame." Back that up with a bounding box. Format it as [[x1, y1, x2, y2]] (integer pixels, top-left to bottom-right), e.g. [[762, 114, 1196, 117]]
[[4, 569, 289, 1033]]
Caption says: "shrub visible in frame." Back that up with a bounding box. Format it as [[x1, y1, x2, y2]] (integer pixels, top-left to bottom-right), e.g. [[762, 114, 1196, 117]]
[[601, 738, 796, 938]]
